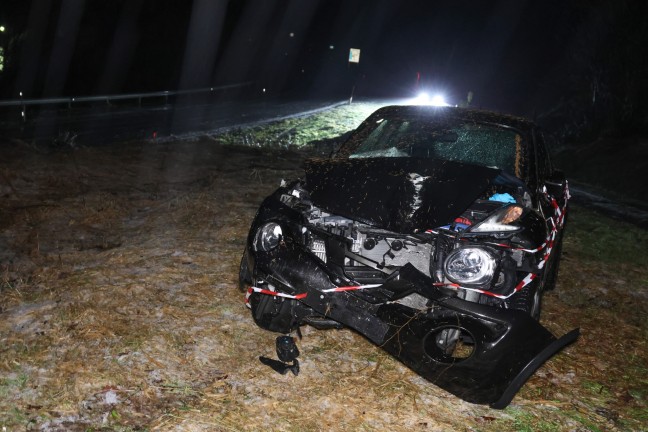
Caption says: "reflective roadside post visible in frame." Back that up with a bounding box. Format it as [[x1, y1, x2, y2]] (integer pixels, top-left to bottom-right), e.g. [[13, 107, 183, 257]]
[[348, 48, 361, 104], [20, 91, 26, 123]]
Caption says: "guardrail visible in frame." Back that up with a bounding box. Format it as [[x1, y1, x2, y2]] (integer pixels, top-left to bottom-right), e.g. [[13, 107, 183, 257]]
[[0, 81, 254, 108]]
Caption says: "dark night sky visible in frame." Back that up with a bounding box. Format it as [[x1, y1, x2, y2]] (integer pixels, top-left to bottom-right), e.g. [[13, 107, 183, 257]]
[[0, 0, 645, 117]]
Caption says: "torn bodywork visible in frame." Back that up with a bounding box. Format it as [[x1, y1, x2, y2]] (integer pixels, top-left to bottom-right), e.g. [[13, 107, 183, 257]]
[[240, 106, 579, 408]]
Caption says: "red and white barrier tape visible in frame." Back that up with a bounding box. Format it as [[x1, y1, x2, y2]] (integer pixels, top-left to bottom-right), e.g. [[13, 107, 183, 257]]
[[321, 284, 382, 293], [245, 286, 308, 309], [469, 183, 569, 299], [246, 183, 570, 305]]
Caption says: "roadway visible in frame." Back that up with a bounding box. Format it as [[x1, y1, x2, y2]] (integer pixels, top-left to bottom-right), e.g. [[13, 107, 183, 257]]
[[0, 96, 347, 145]]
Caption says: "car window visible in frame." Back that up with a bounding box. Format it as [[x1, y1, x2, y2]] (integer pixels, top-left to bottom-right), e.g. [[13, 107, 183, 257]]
[[348, 118, 525, 177]]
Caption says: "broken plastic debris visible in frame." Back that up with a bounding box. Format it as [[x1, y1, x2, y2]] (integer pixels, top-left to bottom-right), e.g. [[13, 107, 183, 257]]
[[259, 356, 300, 375], [260, 336, 300, 376]]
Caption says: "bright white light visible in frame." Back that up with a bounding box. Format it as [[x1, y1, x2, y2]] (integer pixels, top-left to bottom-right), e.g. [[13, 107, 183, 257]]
[[430, 94, 450, 107], [413, 92, 430, 104], [409, 92, 450, 107], [0, 26, 5, 32]]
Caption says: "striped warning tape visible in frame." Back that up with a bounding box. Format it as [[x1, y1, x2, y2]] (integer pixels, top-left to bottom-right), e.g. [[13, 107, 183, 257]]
[[245, 286, 308, 308], [246, 183, 570, 304], [321, 284, 382, 293]]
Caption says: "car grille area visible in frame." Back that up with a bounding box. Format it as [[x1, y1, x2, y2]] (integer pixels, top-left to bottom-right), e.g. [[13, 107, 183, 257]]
[[307, 231, 433, 283]]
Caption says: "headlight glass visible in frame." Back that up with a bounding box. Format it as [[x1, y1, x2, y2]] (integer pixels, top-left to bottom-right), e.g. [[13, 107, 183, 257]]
[[444, 247, 496, 285], [470, 204, 524, 233], [255, 222, 282, 251]]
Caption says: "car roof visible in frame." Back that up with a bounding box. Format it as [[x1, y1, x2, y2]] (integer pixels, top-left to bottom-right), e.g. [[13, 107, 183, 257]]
[[367, 105, 535, 131]]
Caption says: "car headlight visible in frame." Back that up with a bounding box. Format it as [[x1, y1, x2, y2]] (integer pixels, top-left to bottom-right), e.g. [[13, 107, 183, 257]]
[[443, 247, 496, 285], [255, 222, 282, 251], [470, 204, 524, 233]]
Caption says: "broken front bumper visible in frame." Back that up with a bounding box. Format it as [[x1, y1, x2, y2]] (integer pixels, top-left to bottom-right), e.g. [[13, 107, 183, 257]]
[[248, 238, 579, 409]]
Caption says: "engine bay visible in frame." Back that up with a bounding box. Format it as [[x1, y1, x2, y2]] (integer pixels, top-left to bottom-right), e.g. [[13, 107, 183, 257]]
[[276, 179, 540, 308]]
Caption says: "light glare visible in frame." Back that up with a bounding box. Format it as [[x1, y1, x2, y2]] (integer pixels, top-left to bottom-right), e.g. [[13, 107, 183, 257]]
[[413, 92, 429, 104], [409, 92, 450, 107], [430, 94, 450, 107]]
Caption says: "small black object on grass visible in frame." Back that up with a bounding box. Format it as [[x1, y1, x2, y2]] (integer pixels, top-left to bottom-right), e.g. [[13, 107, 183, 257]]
[[259, 336, 300, 376]]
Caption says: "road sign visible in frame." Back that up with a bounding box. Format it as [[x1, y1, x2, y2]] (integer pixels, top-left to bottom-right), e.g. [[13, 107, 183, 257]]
[[349, 48, 361, 63]]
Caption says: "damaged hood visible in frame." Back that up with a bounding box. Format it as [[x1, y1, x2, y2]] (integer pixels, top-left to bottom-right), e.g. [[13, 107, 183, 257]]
[[304, 157, 500, 233]]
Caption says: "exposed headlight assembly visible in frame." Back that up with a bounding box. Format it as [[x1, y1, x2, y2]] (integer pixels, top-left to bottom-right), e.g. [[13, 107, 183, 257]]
[[255, 222, 283, 251], [470, 204, 524, 233], [444, 247, 496, 285]]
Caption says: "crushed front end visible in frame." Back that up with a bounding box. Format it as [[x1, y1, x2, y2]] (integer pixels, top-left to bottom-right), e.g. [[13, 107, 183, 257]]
[[240, 159, 578, 408]]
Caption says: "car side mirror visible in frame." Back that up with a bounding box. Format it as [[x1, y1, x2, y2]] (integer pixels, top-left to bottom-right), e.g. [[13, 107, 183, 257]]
[[543, 169, 567, 204]]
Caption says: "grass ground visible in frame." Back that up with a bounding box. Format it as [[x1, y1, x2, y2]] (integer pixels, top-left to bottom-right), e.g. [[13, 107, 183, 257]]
[[1, 102, 646, 431]]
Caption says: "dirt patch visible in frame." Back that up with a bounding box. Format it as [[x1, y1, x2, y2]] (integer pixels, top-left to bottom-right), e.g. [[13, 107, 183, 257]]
[[1, 116, 647, 431]]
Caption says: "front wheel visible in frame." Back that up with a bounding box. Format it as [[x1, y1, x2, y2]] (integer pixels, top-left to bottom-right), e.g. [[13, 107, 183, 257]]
[[543, 235, 564, 292], [506, 280, 542, 320], [239, 249, 252, 292], [248, 291, 297, 333]]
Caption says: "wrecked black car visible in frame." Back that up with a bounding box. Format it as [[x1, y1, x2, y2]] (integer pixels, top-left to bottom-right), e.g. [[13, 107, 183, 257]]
[[239, 105, 579, 408]]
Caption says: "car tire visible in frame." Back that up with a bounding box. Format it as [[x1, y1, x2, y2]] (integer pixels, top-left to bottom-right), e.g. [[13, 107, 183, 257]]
[[543, 235, 563, 292], [239, 249, 252, 292], [249, 290, 296, 334], [530, 285, 542, 320], [544, 208, 568, 292], [507, 280, 542, 320]]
